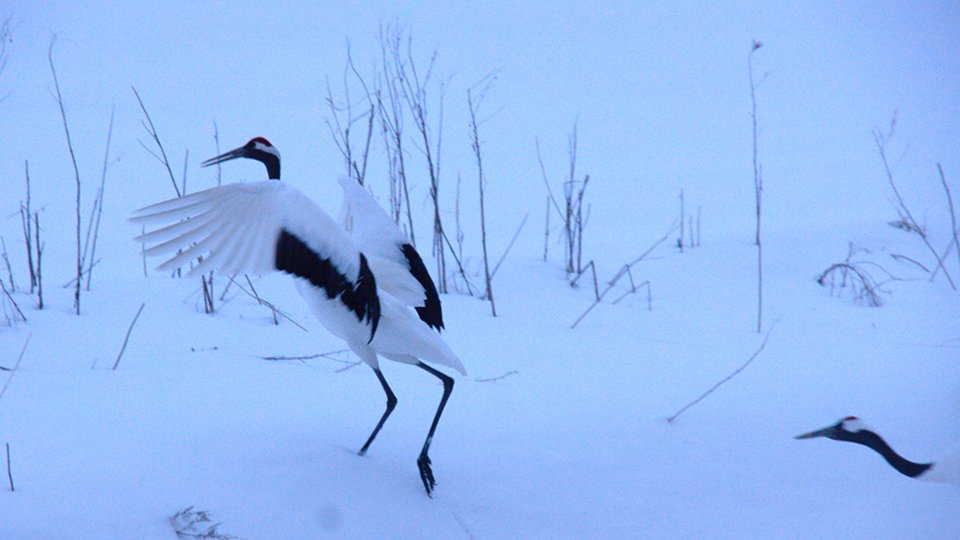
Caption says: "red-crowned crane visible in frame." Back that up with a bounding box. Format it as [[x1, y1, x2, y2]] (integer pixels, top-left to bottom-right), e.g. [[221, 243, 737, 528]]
[[132, 138, 462, 497], [795, 416, 960, 485], [201, 138, 443, 331]]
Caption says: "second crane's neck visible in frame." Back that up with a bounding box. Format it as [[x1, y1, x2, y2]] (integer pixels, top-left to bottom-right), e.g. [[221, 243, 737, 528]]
[[262, 154, 280, 180], [845, 429, 933, 479]]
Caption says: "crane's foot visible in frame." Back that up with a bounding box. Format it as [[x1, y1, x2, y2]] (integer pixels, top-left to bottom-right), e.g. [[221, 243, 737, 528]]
[[417, 452, 436, 497]]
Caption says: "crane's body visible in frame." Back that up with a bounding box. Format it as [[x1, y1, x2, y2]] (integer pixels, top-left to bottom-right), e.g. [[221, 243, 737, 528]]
[[134, 138, 460, 496], [796, 416, 960, 486]]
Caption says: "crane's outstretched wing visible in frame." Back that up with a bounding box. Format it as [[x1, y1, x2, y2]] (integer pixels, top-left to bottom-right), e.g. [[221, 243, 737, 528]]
[[131, 181, 380, 340], [338, 177, 444, 331]]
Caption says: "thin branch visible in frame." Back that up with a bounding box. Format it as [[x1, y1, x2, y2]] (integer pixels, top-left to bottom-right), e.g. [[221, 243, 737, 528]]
[[469, 88, 496, 316], [113, 303, 145, 370], [228, 276, 308, 332], [0, 238, 14, 293], [132, 86, 181, 197], [667, 322, 776, 423], [475, 370, 519, 383], [0, 335, 30, 402], [874, 127, 955, 289], [749, 40, 764, 333], [536, 139, 564, 219], [571, 221, 677, 329], [260, 351, 348, 362], [49, 38, 83, 315], [212, 120, 222, 186], [85, 107, 115, 291], [34, 214, 43, 310], [62, 258, 102, 288], [439, 227, 477, 296], [5, 443, 12, 492], [0, 278, 25, 322], [490, 213, 528, 280], [937, 163, 960, 276], [569, 260, 600, 302], [891, 253, 930, 273], [22, 161, 35, 292]]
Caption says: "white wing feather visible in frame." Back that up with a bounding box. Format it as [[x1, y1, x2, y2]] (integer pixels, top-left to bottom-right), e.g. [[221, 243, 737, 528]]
[[338, 177, 426, 307], [132, 181, 359, 279]]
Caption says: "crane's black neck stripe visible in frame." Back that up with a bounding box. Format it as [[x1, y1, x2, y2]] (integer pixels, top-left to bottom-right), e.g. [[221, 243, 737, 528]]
[[843, 429, 933, 478], [251, 150, 280, 180], [249, 149, 281, 180], [401, 243, 443, 331], [275, 229, 380, 340]]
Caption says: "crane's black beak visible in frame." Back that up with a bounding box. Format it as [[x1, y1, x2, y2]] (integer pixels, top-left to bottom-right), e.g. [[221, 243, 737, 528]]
[[794, 425, 838, 440], [201, 146, 249, 168]]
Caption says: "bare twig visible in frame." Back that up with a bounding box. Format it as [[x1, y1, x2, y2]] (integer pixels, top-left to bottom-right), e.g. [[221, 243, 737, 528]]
[[543, 196, 551, 262], [1, 238, 15, 293], [490, 213, 528, 280], [213, 120, 222, 186], [325, 44, 376, 186], [937, 163, 960, 275], [569, 260, 600, 302], [34, 214, 43, 310], [749, 40, 764, 333], [571, 221, 677, 329], [22, 161, 35, 292], [469, 88, 496, 317], [439, 227, 477, 296], [113, 303, 146, 370], [667, 322, 776, 423], [818, 262, 885, 307], [678, 188, 685, 253], [49, 38, 83, 315], [393, 25, 448, 293], [243, 275, 277, 324], [475, 370, 519, 383], [613, 279, 652, 310], [0, 278, 25, 323], [0, 335, 30, 402], [259, 350, 349, 363], [228, 276, 307, 332], [132, 86, 181, 197], [201, 272, 215, 314], [62, 259, 102, 288], [375, 43, 416, 243], [5, 443, 12, 492], [84, 106, 115, 291], [536, 140, 564, 219], [874, 124, 955, 289], [891, 253, 930, 273], [141, 225, 148, 277], [181, 149, 189, 196], [537, 129, 591, 275]]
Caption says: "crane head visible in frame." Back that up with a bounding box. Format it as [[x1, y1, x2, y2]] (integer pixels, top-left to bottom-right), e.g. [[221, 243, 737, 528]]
[[202, 137, 281, 180], [795, 416, 867, 440]]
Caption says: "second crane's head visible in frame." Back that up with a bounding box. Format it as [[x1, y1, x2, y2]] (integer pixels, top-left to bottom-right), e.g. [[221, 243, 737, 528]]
[[795, 416, 868, 442], [202, 137, 281, 180]]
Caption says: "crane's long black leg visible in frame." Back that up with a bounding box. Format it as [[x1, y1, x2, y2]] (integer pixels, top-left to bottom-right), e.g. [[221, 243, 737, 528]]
[[415, 362, 455, 497], [358, 368, 397, 456]]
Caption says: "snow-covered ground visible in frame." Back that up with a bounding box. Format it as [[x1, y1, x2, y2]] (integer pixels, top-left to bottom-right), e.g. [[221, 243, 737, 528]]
[[1, 2, 958, 538]]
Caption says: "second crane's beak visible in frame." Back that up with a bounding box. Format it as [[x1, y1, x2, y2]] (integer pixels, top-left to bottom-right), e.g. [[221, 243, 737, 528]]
[[201, 146, 248, 168], [794, 425, 836, 440]]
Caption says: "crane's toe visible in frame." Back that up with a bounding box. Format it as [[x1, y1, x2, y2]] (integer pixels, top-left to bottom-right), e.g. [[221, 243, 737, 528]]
[[417, 452, 436, 497]]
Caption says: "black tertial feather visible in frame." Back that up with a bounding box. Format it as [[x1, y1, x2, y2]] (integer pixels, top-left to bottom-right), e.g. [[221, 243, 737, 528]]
[[401, 243, 444, 331], [275, 229, 380, 341]]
